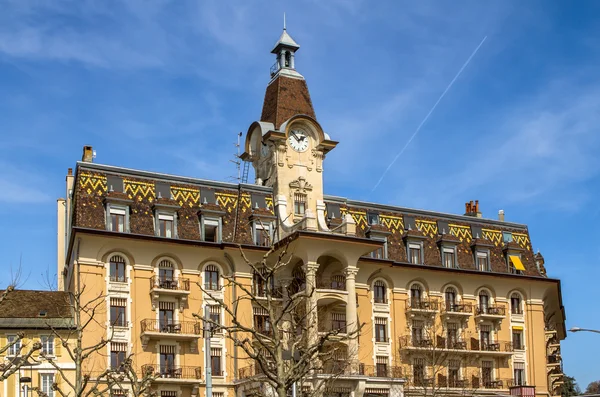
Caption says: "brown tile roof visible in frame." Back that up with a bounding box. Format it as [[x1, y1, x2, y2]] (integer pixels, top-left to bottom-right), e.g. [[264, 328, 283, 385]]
[[260, 75, 316, 129], [0, 290, 72, 319]]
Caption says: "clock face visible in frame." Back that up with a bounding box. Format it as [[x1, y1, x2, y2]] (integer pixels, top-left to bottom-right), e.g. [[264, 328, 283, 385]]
[[288, 129, 309, 152]]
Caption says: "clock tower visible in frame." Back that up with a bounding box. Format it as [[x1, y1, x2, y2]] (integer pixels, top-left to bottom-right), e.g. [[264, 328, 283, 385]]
[[241, 26, 340, 238]]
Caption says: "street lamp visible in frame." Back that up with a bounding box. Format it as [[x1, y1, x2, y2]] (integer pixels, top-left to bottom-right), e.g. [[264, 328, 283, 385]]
[[569, 327, 600, 334]]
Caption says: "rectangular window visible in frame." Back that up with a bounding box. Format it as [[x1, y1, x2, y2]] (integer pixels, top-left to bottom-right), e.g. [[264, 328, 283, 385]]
[[509, 255, 525, 275], [375, 317, 387, 342], [7, 335, 20, 356], [408, 244, 422, 264], [412, 320, 424, 345], [110, 257, 127, 283], [41, 335, 54, 356], [449, 359, 461, 387], [367, 212, 379, 226], [514, 362, 525, 385], [110, 298, 127, 327], [209, 305, 221, 328], [370, 238, 387, 259], [254, 223, 271, 246], [159, 302, 175, 331], [513, 330, 524, 350], [447, 323, 458, 347], [211, 348, 222, 376], [480, 324, 491, 349], [202, 218, 220, 243], [482, 360, 493, 386], [157, 213, 175, 238], [41, 374, 55, 397], [376, 356, 388, 377], [413, 357, 425, 385], [294, 193, 306, 215], [331, 312, 346, 333], [373, 281, 387, 303], [109, 206, 127, 232], [477, 252, 490, 272], [111, 342, 127, 370], [443, 248, 456, 268], [159, 345, 175, 376]]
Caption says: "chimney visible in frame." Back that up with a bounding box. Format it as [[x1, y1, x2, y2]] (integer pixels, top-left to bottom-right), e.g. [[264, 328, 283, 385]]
[[82, 146, 94, 162], [464, 200, 482, 218], [498, 209, 505, 222], [67, 168, 73, 176]]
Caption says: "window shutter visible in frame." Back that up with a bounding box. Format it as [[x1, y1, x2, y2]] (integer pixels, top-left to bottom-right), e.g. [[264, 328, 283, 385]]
[[55, 337, 62, 356], [34, 335, 41, 356], [125, 208, 130, 233], [0, 335, 5, 356]]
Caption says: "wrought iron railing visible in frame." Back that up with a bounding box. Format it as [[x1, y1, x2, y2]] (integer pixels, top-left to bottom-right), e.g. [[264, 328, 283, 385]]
[[407, 299, 439, 311], [399, 335, 433, 349], [140, 319, 201, 335], [443, 302, 473, 314], [318, 320, 347, 334], [150, 277, 190, 291], [361, 364, 403, 378], [316, 277, 346, 291], [141, 364, 201, 379], [470, 339, 513, 352], [475, 305, 506, 316]]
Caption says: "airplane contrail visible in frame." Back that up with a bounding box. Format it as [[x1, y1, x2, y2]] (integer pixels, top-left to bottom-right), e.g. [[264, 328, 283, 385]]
[[371, 36, 488, 192]]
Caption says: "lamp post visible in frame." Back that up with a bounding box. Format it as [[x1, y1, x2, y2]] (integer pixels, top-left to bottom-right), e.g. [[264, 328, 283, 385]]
[[569, 327, 600, 334]]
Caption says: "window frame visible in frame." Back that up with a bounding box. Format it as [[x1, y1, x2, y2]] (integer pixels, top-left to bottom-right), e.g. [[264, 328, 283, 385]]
[[204, 264, 221, 291], [374, 317, 388, 343], [40, 373, 55, 397], [211, 348, 223, 376], [41, 335, 54, 356], [373, 280, 388, 304], [155, 211, 177, 238], [407, 242, 423, 264], [201, 216, 222, 243], [106, 204, 129, 233], [110, 300, 127, 327], [293, 193, 307, 216], [512, 330, 524, 350], [476, 250, 491, 272], [253, 221, 273, 247], [508, 253, 524, 275], [370, 236, 388, 259], [442, 246, 457, 269], [109, 255, 127, 283], [511, 293, 523, 315], [7, 334, 21, 356]]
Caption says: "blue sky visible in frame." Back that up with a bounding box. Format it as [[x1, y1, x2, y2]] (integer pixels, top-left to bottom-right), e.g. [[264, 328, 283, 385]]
[[1, 0, 599, 388]]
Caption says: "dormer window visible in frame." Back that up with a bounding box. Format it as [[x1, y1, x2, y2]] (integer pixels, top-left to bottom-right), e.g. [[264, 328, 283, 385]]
[[442, 247, 457, 268], [254, 221, 272, 247], [294, 193, 306, 216], [476, 251, 490, 272], [201, 218, 221, 243], [156, 212, 176, 238], [408, 243, 423, 264], [508, 255, 525, 275], [367, 212, 379, 226]]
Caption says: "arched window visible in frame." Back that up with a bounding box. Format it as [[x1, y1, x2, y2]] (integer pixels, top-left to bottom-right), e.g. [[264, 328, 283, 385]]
[[285, 51, 291, 67], [205, 265, 220, 290], [479, 291, 490, 314], [445, 287, 457, 312], [410, 284, 422, 307], [374, 281, 387, 304], [290, 267, 306, 295], [157, 259, 175, 289], [109, 255, 127, 283], [511, 293, 522, 315]]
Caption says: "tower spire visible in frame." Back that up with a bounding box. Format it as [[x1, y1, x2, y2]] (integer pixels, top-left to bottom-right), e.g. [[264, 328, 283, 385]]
[[283, 12, 286, 30]]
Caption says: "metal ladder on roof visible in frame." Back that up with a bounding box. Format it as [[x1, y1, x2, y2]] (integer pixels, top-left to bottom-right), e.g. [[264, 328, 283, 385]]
[[241, 160, 250, 184]]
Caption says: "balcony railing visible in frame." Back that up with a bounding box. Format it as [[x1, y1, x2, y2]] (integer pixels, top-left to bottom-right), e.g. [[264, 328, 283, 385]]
[[435, 336, 468, 350], [141, 364, 201, 380], [318, 321, 347, 334], [407, 299, 439, 311], [150, 277, 190, 291], [477, 378, 517, 389], [470, 339, 513, 352], [316, 277, 346, 291], [140, 319, 201, 335], [475, 305, 506, 316], [399, 335, 433, 349], [362, 364, 403, 378], [443, 302, 473, 314], [109, 275, 128, 283], [438, 378, 471, 388]]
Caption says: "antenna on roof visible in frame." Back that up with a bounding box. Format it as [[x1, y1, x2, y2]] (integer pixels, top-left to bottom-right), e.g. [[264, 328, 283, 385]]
[[229, 132, 249, 184]]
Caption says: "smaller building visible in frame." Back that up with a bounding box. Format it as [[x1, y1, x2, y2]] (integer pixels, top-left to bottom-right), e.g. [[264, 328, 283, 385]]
[[0, 290, 75, 397]]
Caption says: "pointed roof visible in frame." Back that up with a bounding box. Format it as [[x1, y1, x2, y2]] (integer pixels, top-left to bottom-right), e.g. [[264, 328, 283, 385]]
[[271, 29, 300, 54], [260, 74, 316, 129]]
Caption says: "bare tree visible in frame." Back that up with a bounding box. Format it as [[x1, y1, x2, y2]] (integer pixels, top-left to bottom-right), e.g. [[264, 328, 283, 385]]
[[32, 264, 157, 397], [400, 308, 480, 397], [0, 270, 43, 382], [194, 242, 361, 397]]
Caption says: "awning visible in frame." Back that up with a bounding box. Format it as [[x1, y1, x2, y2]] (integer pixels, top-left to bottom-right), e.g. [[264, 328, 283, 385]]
[[512, 325, 524, 331], [510, 255, 526, 271]]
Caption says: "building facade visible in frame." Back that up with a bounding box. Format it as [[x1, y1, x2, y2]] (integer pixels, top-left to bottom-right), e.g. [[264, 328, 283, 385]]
[[56, 28, 566, 397], [0, 290, 76, 397]]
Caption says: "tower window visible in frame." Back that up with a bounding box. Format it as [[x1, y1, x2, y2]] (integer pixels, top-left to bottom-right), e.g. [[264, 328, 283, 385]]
[[294, 193, 306, 215], [285, 51, 291, 67]]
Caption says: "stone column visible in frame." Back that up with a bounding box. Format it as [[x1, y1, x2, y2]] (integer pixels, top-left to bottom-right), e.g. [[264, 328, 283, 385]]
[[280, 49, 286, 68], [291, 52, 296, 69], [345, 266, 359, 371], [304, 262, 320, 347]]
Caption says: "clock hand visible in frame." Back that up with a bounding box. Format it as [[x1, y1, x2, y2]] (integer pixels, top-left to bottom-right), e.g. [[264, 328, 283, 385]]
[[291, 131, 300, 140]]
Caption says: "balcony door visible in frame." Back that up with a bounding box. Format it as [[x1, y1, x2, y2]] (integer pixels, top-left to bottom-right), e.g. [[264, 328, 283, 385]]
[[159, 302, 175, 331], [160, 345, 176, 375], [480, 325, 491, 350]]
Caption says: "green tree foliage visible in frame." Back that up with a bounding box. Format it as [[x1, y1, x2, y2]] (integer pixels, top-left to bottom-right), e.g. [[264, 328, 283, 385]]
[[562, 375, 581, 397]]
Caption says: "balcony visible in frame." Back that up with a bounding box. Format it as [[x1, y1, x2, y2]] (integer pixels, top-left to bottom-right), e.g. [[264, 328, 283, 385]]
[[140, 319, 201, 346], [547, 354, 562, 368], [150, 276, 190, 292], [141, 365, 201, 384], [406, 299, 438, 316], [399, 335, 434, 350], [362, 364, 403, 379], [475, 305, 506, 321], [315, 278, 348, 304], [318, 320, 347, 338], [441, 302, 474, 319], [470, 339, 513, 356], [438, 378, 471, 388]]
